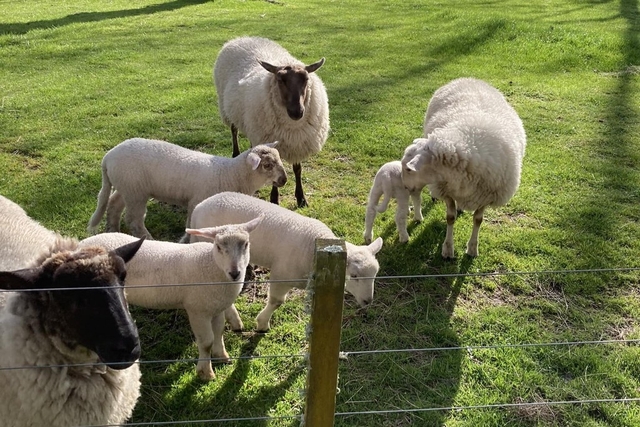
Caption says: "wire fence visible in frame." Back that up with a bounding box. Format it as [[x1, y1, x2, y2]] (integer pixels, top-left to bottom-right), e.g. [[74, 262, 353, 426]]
[[2, 266, 640, 426]]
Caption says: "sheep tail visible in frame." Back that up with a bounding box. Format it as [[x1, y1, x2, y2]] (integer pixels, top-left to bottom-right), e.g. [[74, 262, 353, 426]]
[[87, 164, 112, 234]]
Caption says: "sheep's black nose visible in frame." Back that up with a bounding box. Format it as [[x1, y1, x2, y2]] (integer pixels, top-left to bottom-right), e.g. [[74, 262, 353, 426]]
[[230, 270, 241, 281]]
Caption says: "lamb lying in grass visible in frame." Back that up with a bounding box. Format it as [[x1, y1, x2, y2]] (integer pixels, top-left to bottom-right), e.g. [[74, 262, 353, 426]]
[[401, 78, 526, 258], [190, 191, 383, 332], [364, 160, 423, 244], [87, 137, 285, 239], [0, 194, 144, 427], [80, 216, 263, 381]]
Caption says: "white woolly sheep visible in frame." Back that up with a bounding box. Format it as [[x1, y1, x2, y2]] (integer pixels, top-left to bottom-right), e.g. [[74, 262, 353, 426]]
[[0, 195, 144, 427], [190, 191, 383, 332], [87, 137, 286, 240], [401, 77, 526, 258], [363, 161, 423, 244], [214, 36, 330, 207], [79, 215, 263, 381]]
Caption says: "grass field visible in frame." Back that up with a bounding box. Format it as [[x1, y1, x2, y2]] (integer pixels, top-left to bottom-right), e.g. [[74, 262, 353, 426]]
[[1, 0, 640, 426]]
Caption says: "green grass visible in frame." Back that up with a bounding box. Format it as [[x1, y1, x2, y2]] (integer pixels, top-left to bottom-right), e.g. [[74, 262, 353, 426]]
[[2, 0, 640, 425]]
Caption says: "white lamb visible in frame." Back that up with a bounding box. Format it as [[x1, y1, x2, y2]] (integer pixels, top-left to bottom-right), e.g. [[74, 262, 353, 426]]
[[401, 77, 526, 258], [190, 192, 383, 332], [0, 195, 144, 427], [214, 36, 329, 207], [79, 215, 263, 381], [363, 160, 423, 244], [87, 137, 286, 239]]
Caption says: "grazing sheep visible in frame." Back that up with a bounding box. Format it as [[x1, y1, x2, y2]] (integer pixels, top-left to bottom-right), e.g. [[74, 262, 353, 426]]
[[0, 195, 144, 427], [214, 36, 329, 207], [401, 78, 526, 258], [87, 137, 286, 239], [363, 161, 423, 244], [190, 192, 383, 332], [79, 215, 263, 381]]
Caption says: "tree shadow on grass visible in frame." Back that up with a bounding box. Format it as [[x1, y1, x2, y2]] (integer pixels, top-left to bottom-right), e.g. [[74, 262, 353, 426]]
[[0, 0, 209, 35], [336, 212, 476, 426]]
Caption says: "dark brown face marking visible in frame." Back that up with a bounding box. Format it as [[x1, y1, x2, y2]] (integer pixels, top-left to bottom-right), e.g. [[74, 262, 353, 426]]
[[259, 57, 325, 121]]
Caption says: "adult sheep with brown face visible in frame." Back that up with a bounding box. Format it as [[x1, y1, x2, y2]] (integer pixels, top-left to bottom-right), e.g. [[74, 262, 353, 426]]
[[0, 194, 145, 427], [214, 36, 330, 207]]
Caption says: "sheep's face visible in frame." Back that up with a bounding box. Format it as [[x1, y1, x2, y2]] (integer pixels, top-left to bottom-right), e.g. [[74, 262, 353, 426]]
[[259, 58, 325, 121], [401, 138, 431, 193], [249, 145, 288, 188], [0, 239, 144, 369], [185, 216, 264, 282], [344, 238, 383, 308]]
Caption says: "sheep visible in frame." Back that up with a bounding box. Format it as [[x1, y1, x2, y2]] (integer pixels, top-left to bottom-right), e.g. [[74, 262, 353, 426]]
[[363, 160, 423, 244], [190, 192, 383, 332], [401, 77, 526, 258], [0, 194, 145, 427], [87, 137, 286, 240], [79, 215, 263, 381], [213, 36, 330, 208]]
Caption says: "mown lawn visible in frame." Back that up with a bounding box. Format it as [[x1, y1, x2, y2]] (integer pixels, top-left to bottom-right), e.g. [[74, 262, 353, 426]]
[[1, 0, 640, 426]]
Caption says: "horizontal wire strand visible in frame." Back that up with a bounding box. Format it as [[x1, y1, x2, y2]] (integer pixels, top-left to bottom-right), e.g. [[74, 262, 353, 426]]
[[2, 266, 639, 293], [334, 397, 640, 417]]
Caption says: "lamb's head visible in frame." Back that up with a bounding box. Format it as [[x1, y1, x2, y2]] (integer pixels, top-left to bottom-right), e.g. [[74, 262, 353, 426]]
[[186, 215, 264, 282], [401, 137, 433, 193], [247, 142, 288, 188], [259, 58, 325, 121], [344, 237, 383, 307], [0, 238, 145, 369]]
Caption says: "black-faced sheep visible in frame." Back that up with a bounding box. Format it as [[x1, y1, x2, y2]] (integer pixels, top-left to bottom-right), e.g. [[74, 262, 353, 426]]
[[87, 137, 286, 239], [401, 78, 526, 258], [0, 195, 144, 427], [214, 36, 329, 207]]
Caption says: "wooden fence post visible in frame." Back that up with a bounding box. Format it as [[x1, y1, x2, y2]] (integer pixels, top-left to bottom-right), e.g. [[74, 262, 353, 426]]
[[303, 238, 347, 427]]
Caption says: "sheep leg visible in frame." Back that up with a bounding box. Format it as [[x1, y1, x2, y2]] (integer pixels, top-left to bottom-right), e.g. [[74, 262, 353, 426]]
[[255, 283, 291, 332], [410, 190, 423, 222], [442, 196, 457, 259], [224, 304, 244, 332], [210, 312, 231, 362], [363, 187, 383, 244], [270, 185, 280, 205], [293, 163, 307, 208], [395, 192, 410, 243], [105, 191, 125, 233], [178, 202, 197, 243], [231, 124, 240, 158], [466, 206, 486, 257], [123, 196, 152, 239], [185, 310, 221, 381]]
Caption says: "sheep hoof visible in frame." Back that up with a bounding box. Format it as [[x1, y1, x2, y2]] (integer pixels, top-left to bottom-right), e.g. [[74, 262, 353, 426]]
[[297, 198, 308, 208], [197, 368, 215, 381], [255, 328, 269, 334]]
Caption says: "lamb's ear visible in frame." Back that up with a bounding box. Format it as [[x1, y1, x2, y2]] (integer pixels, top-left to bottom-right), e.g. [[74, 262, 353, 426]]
[[259, 60, 279, 74], [0, 268, 41, 290], [241, 215, 264, 233], [111, 236, 146, 264], [368, 237, 383, 255], [264, 141, 279, 149], [405, 156, 420, 172], [185, 227, 221, 241], [306, 58, 325, 73], [247, 152, 261, 171]]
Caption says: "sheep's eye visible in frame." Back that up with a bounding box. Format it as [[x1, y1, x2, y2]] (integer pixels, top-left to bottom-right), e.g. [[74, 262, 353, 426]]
[[119, 271, 127, 282], [263, 162, 273, 170], [216, 244, 222, 251], [244, 242, 249, 250]]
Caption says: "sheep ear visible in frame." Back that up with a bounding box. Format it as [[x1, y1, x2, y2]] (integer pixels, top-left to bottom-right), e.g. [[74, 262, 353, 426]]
[[241, 215, 264, 233], [111, 236, 145, 264], [406, 157, 419, 172], [247, 152, 261, 170], [264, 141, 279, 149], [259, 60, 279, 74], [368, 237, 383, 255], [0, 268, 41, 290], [306, 58, 325, 73], [185, 227, 220, 240]]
